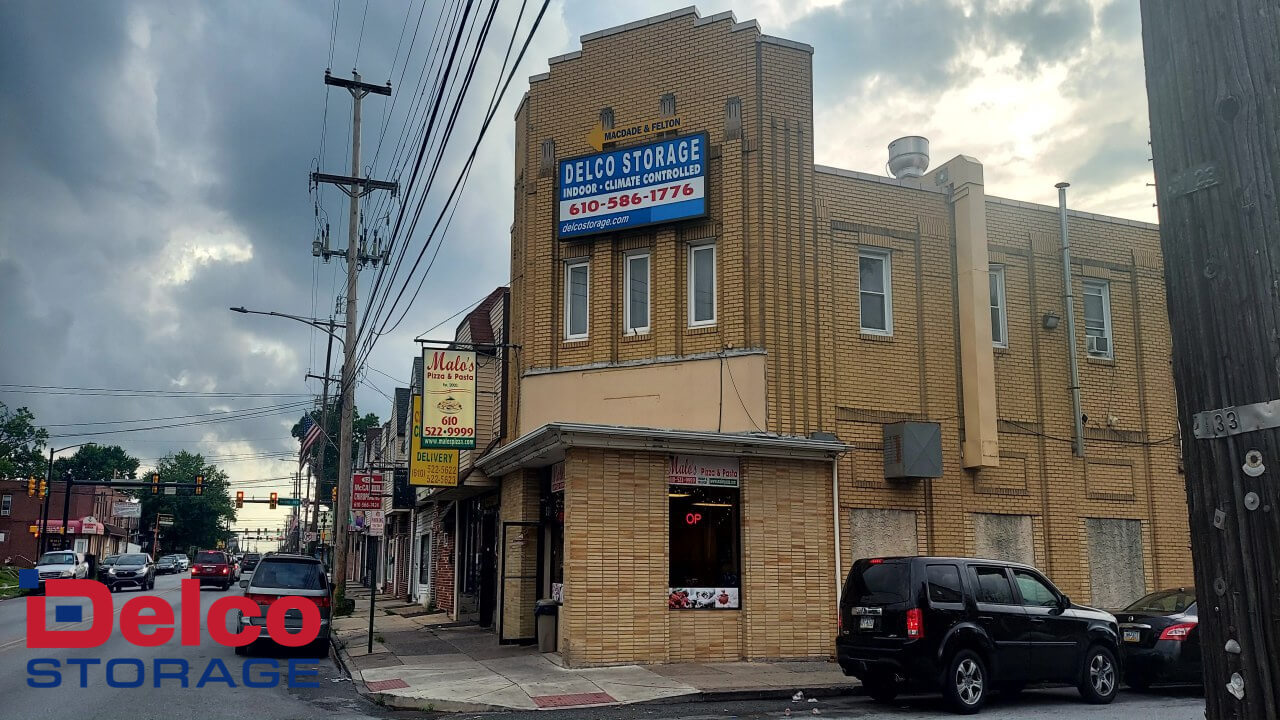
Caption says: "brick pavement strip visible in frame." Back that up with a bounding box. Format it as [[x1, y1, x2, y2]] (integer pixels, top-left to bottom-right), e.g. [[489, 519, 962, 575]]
[[532, 692, 617, 708]]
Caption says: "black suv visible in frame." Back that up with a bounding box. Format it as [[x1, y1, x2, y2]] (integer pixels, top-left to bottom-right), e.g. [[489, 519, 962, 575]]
[[241, 552, 262, 572], [837, 556, 1120, 714]]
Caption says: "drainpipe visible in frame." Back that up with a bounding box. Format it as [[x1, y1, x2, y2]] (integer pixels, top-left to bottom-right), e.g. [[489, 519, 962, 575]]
[[1057, 182, 1086, 458], [832, 456, 842, 607]]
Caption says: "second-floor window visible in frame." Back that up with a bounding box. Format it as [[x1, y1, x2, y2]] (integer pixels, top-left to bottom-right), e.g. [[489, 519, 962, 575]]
[[688, 243, 716, 327], [0, 494, 10, 517], [625, 251, 650, 334], [565, 260, 589, 340], [990, 265, 1008, 348], [859, 248, 893, 335], [1083, 278, 1112, 358]]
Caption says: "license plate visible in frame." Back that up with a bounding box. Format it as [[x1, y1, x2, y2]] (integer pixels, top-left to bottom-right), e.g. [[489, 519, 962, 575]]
[[859, 616, 876, 630], [1123, 629, 1141, 643]]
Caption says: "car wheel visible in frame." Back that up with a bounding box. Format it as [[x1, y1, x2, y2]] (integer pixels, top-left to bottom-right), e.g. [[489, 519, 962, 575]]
[[862, 672, 900, 703], [942, 649, 988, 714], [1079, 645, 1119, 704]]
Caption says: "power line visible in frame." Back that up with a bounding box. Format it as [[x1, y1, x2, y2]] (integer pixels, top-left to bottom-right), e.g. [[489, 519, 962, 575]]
[[47, 405, 310, 439], [353, 0, 370, 68], [43, 401, 311, 428], [356, 0, 550, 367], [0, 384, 311, 398]]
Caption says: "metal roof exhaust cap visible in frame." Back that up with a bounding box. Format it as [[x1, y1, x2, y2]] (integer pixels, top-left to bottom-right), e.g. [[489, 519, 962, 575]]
[[888, 136, 930, 179]]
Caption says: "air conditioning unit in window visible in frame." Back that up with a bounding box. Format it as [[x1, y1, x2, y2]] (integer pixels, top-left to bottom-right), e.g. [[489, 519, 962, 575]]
[[1087, 335, 1110, 356]]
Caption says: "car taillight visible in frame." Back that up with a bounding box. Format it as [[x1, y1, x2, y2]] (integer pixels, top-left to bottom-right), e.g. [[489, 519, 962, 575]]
[[1159, 622, 1196, 641], [221, 566, 229, 574], [906, 608, 923, 639], [313, 595, 331, 609], [869, 558, 884, 565]]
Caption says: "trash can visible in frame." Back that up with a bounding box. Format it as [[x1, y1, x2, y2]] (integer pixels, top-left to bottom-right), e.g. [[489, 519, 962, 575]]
[[534, 599, 559, 653]]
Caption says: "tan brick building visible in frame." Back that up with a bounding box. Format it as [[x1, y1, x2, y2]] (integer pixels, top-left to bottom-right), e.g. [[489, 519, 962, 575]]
[[464, 7, 1189, 667]]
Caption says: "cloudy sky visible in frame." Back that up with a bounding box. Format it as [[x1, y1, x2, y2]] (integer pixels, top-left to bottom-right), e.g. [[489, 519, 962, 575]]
[[0, 0, 1154, 540]]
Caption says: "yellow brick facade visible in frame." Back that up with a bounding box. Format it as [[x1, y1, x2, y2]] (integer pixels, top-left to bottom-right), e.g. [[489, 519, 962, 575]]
[[492, 8, 1190, 665]]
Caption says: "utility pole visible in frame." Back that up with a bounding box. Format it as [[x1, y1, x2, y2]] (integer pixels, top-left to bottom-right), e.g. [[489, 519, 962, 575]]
[[311, 69, 396, 612], [1141, 2, 1279, 718]]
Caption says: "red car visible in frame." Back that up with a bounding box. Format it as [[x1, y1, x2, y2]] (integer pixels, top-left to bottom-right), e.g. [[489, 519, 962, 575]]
[[191, 550, 234, 590]]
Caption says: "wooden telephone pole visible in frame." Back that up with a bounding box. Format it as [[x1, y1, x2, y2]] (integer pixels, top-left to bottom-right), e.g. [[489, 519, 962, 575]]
[[1141, 2, 1279, 717]]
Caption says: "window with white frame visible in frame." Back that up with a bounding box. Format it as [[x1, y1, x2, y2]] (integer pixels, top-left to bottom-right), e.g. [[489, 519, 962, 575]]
[[0, 494, 9, 516], [1083, 278, 1113, 358], [0, 531, 7, 543], [688, 244, 716, 327], [565, 260, 589, 340], [859, 249, 893, 335], [990, 265, 1008, 348], [624, 251, 650, 334]]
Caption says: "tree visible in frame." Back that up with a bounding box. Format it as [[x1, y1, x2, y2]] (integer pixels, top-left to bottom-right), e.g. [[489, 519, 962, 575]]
[[291, 405, 379, 508], [52, 444, 139, 483], [0, 401, 48, 479], [134, 451, 236, 555]]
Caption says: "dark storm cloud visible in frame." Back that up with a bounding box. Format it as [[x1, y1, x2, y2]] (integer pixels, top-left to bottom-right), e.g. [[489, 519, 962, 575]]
[[783, 0, 1094, 97]]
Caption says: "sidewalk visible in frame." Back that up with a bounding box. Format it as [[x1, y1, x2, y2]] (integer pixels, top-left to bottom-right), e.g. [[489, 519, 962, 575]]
[[332, 588, 859, 712]]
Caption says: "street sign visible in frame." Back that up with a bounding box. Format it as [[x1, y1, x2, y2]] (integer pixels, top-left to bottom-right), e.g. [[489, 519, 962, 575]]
[[157, 514, 175, 527], [586, 115, 681, 151], [352, 473, 382, 510], [112, 501, 141, 518], [367, 510, 385, 537], [164, 485, 176, 495], [305, 531, 318, 542], [277, 498, 301, 507]]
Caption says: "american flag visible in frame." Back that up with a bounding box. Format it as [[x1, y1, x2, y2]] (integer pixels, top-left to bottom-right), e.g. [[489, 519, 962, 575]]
[[299, 415, 323, 467]]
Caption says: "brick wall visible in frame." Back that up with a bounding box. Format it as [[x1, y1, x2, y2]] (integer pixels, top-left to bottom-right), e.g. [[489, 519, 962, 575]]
[[431, 504, 455, 615], [554, 448, 833, 666], [508, 8, 1189, 613]]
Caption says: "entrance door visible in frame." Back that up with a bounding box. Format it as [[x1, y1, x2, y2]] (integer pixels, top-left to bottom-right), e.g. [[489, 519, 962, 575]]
[[478, 511, 498, 627], [416, 532, 432, 604], [500, 521, 541, 643]]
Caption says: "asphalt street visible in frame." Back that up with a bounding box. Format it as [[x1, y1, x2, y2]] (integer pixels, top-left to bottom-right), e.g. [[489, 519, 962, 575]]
[[0, 571, 390, 720], [0, 573, 1206, 720], [441, 687, 1205, 720]]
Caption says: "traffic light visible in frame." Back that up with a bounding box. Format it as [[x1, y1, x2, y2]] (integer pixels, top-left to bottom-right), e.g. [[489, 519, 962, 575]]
[[235, 491, 244, 509], [269, 492, 278, 510], [39, 480, 48, 498], [27, 477, 36, 497], [151, 473, 160, 494], [331, 486, 337, 502], [194, 474, 204, 496]]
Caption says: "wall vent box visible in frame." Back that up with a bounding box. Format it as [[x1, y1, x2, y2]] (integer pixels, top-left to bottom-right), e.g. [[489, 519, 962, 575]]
[[883, 422, 943, 479]]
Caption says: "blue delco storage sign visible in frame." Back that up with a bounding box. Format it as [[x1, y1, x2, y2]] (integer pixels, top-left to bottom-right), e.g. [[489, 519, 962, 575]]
[[557, 133, 707, 240]]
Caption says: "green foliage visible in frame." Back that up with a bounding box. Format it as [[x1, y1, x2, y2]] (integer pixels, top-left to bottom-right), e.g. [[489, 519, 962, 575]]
[[51, 444, 139, 483], [134, 451, 236, 555], [290, 405, 380, 509], [0, 402, 48, 479]]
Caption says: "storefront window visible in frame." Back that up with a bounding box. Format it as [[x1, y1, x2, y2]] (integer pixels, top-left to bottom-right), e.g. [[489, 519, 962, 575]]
[[669, 486, 740, 609]]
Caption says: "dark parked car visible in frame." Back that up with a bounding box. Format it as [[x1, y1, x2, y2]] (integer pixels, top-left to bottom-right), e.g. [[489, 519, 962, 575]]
[[103, 553, 155, 592], [234, 554, 331, 655], [837, 556, 1120, 714], [155, 556, 178, 574], [241, 552, 262, 572], [191, 550, 234, 590], [1118, 588, 1202, 689]]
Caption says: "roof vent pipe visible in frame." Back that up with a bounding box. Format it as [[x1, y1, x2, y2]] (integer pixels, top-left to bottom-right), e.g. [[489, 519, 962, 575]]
[[888, 136, 930, 178]]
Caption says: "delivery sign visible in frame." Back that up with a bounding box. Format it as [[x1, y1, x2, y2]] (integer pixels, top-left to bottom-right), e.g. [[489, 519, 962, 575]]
[[22, 577, 323, 688]]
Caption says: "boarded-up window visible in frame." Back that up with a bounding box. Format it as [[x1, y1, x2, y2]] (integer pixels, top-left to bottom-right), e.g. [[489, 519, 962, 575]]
[[972, 513, 1034, 566], [848, 508, 918, 564], [1086, 518, 1145, 608]]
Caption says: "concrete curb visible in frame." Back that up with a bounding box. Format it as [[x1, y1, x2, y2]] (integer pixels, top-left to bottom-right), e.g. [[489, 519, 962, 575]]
[[331, 630, 862, 713]]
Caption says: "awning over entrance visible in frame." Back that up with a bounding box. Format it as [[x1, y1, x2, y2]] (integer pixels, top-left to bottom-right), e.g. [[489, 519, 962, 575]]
[[476, 422, 848, 476]]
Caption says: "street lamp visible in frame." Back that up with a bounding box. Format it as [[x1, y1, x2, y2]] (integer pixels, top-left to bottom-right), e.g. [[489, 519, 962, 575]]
[[40, 442, 95, 556], [228, 306, 344, 562]]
